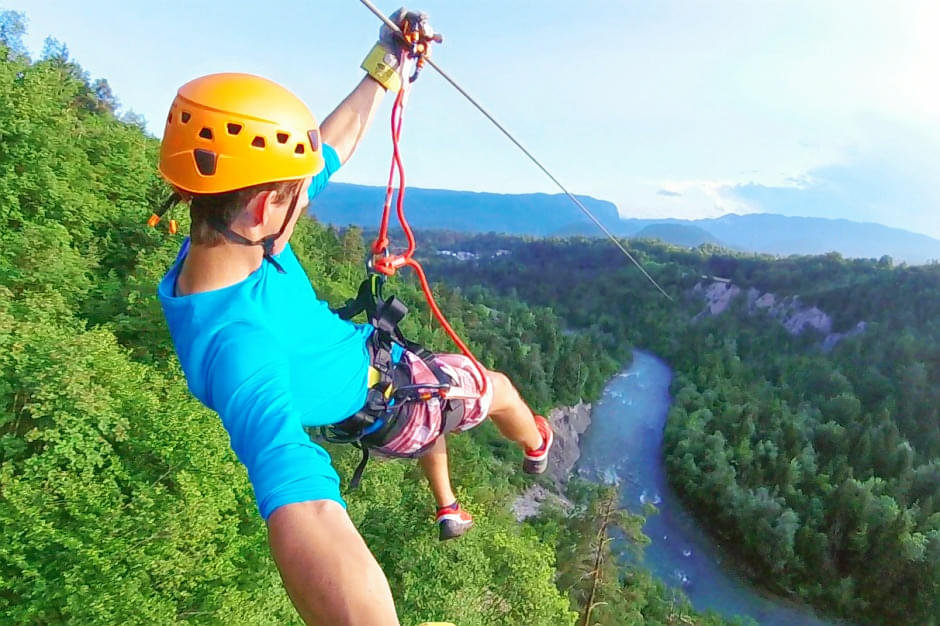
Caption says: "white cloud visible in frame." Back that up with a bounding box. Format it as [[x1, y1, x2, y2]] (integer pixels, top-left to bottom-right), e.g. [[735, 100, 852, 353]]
[[719, 118, 940, 238], [617, 179, 757, 221]]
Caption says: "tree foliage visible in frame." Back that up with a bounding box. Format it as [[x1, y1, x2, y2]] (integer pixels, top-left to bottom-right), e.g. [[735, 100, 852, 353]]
[[421, 232, 940, 625], [0, 35, 737, 626]]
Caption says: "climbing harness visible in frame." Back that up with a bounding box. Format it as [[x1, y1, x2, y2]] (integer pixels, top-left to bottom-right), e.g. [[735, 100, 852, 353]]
[[357, 0, 672, 301], [322, 272, 466, 488], [320, 22, 487, 487], [366, 22, 490, 398]]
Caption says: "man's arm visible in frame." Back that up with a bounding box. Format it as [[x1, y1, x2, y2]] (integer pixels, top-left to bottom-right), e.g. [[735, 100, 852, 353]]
[[320, 8, 439, 165], [208, 329, 399, 624], [268, 500, 399, 625], [320, 76, 386, 165]]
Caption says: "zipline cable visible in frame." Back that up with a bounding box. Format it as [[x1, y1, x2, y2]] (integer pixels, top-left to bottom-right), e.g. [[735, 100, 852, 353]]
[[357, 0, 673, 301]]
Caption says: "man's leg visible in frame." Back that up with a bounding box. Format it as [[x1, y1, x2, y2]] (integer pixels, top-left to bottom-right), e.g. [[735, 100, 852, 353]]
[[418, 435, 456, 508], [485, 370, 543, 450], [418, 435, 474, 540]]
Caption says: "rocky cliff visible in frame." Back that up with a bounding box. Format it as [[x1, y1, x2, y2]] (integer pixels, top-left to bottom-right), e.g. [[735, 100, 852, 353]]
[[693, 280, 866, 351], [511, 402, 592, 521]]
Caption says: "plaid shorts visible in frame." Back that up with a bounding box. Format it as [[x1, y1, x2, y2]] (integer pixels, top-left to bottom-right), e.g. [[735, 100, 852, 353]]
[[374, 352, 494, 458]]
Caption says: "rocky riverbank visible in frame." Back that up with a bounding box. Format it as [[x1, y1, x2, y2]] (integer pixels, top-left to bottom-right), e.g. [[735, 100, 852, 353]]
[[511, 401, 592, 521]]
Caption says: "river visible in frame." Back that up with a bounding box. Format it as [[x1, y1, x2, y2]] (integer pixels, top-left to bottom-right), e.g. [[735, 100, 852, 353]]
[[577, 350, 832, 626]]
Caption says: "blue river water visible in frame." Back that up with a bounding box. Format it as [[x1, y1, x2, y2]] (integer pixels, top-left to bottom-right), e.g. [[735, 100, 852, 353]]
[[576, 350, 833, 626]]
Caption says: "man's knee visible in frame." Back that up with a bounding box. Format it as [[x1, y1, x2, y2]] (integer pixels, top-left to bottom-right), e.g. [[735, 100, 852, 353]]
[[487, 370, 519, 409], [488, 370, 510, 394]]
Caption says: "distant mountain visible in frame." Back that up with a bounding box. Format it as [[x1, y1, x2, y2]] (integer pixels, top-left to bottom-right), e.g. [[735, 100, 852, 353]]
[[693, 214, 940, 263], [312, 182, 619, 235], [312, 183, 940, 264], [631, 223, 725, 248], [551, 221, 641, 237]]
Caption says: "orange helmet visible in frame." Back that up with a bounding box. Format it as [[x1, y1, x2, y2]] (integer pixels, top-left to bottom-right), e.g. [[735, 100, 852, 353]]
[[158, 73, 324, 194]]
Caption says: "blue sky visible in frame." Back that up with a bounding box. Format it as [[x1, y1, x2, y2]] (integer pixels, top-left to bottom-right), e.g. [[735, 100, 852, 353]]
[[7, 1, 940, 238]]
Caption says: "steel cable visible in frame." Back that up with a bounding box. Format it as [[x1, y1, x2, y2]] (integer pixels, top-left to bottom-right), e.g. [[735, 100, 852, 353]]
[[357, 0, 673, 300]]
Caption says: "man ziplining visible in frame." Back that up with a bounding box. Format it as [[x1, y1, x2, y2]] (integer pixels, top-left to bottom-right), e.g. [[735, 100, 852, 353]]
[[153, 9, 553, 625]]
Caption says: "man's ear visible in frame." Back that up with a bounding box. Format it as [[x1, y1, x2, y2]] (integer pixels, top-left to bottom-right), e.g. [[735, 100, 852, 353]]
[[247, 190, 276, 226]]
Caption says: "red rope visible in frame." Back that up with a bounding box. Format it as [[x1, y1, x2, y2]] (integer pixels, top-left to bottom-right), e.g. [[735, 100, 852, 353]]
[[373, 87, 405, 255], [369, 61, 489, 399]]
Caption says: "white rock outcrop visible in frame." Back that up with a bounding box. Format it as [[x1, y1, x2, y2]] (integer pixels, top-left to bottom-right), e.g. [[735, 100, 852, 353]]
[[694, 280, 865, 351]]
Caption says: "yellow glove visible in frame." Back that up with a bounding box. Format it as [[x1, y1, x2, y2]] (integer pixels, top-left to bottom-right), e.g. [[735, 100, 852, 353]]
[[362, 7, 438, 92], [361, 41, 403, 92]]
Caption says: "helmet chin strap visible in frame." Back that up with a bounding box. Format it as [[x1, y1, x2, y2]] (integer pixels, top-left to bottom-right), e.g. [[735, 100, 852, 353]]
[[208, 190, 301, 274]]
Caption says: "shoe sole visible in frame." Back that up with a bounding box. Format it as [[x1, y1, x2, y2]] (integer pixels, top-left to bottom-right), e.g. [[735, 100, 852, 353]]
[[438, 518, 474, 541]]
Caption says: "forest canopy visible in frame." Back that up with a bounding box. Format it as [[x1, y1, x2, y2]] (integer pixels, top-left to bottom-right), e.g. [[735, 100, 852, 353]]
[[422, 231, 940, 625]]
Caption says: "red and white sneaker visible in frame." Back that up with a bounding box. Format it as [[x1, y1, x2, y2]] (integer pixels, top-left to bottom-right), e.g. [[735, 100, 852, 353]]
[[523, 415, 553, 475], [436, 502, 474, 541]]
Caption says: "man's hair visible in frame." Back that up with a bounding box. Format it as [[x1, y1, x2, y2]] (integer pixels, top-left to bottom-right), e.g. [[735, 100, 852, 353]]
[[189, 179, 303, 245]]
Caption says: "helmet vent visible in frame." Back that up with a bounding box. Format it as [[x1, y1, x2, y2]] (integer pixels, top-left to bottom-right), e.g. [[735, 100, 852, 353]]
[[167, 112, 173, 124], [181, 111, 191, 123], [226, 123, 242, 135], [276, 132, 289, 144], [193, 149, 218, 176], [307, 129, 320, 151], [251, 136, 266, 148], [199, 127, 213, 140], [294, 143, 305, 155]]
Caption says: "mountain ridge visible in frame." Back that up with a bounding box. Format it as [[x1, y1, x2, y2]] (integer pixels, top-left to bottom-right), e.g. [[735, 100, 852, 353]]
[[313, 182, 940, 264]]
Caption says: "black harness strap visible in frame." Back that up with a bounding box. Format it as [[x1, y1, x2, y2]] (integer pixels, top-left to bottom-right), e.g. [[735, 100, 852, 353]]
[[333, 274, 380, 320], [349, 445, 371, 490], [334, 274, 452, 385]]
